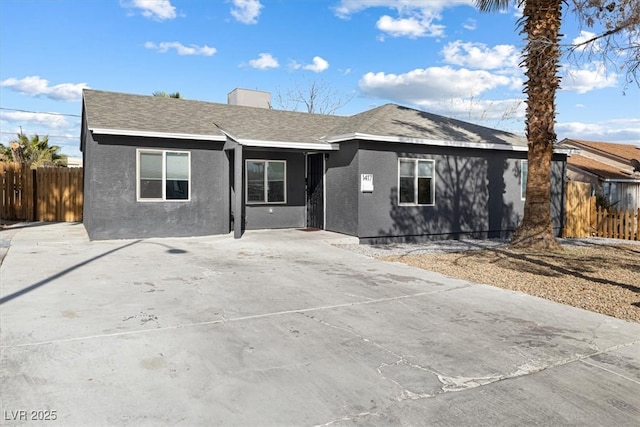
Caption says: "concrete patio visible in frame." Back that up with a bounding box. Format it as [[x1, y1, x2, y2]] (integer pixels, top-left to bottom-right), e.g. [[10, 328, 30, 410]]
[[1, 223, 639, 426]]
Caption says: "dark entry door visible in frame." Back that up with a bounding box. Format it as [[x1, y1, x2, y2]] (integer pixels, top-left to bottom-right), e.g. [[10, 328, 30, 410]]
[[306, 153, 324, 229]]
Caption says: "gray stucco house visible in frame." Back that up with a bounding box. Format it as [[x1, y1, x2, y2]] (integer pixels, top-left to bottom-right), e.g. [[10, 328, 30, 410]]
[[80, 89, 568, 242]]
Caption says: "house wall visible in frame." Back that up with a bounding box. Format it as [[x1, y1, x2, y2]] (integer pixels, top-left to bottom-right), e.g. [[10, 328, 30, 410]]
[[325, 142, 359, 236], [242, 150, 306, 230], [615, 182, 640, 210], [342, 141, 566, 243], [82, 133, 229, 240]]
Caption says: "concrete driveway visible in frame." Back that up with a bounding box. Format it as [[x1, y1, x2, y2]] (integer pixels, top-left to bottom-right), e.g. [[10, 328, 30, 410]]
[[1, 223, 639, 426]]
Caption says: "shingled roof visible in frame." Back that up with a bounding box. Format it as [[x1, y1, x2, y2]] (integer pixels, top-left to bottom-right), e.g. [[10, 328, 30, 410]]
[[323, 104, 527, 149], [568, 154, 636, 180], [83, 89, 529, 151], [559, 138, 640, 162]]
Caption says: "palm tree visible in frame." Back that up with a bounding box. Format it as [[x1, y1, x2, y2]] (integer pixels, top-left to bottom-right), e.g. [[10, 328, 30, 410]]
[[477, 0, 563, 250], [152, 91, 182, 99], [4, 133, 67, 168]]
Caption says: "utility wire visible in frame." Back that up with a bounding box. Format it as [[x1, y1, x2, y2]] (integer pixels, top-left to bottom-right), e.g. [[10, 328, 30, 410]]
[[0, 107, 81, 118], [0, 131, 78, 139]]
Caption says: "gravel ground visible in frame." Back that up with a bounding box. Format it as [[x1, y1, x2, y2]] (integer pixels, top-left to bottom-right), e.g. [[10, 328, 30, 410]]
[[336, 238, 640, 323]]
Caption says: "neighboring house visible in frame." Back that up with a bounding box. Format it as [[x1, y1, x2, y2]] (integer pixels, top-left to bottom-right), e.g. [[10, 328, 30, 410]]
[[557, 138, 640, 210], [66, 157, 83, 168], [80, 89, 570, 242]]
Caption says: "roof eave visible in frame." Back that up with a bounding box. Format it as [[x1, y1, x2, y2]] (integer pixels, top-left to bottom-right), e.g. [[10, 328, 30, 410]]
[[235, 138, 337, 151], [89, 127, 226, 141], [323, 132, 529, 152]]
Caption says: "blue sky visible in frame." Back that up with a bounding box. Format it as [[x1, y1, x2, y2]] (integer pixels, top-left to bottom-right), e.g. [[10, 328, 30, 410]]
[[1, 0, 638, 159]]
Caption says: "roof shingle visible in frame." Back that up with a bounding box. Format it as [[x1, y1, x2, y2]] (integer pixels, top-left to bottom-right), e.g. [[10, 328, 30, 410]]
[[83, 89, 528, 149]]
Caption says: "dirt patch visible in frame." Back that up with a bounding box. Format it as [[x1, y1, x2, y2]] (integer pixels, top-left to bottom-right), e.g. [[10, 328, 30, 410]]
[[383, 243, 640, 323]]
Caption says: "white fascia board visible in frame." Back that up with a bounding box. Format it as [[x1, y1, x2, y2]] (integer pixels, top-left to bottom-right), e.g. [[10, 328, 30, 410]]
[[90, 127, 226, 141], [236, 138, 338, 151], [555, 148, 580, 155], [601, 178, 640, 183], [323, 132, 528, 152]]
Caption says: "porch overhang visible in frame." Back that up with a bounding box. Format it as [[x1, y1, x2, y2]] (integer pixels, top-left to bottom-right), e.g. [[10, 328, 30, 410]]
[[215, 126, 337, 151]]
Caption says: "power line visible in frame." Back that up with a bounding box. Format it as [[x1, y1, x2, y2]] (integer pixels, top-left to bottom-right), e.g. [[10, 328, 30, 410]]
[[0, 107, 81, 118], [0, 131, 78, 139]]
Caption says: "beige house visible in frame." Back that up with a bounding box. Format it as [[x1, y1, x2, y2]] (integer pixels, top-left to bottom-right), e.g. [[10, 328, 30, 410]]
[[557, 138, 640, 210]]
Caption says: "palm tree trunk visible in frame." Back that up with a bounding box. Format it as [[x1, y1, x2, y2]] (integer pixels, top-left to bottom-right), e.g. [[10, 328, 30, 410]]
[[511, 0, 563, 250]]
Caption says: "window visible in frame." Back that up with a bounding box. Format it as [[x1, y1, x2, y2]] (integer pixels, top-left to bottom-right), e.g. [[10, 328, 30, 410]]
[[521, 160, 528, 200], [246, 160, 286, 204], [138, 150, 190, 201], [398, 158, 434, 205]]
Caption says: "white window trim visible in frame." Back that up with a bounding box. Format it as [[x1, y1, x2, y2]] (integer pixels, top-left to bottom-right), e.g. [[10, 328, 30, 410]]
[[397, 158, 436, 206], [245, 159, 287, 205], [521, 159, 528, 201], [136, 149, 191, 202]]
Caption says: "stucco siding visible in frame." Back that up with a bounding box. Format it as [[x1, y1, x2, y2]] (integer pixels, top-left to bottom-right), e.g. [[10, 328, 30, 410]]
[[242, 150, 306, 230], [325, 142, 359, 236], [83, 135, 228, 240], [355, 142, 567, 243]]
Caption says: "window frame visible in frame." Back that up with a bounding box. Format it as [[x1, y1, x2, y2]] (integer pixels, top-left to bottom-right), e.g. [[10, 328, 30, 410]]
[[136, 149, 191, 202], [521, 159, 528, 200], [245, 159, 287, 205], [397, 158, 436, 206]]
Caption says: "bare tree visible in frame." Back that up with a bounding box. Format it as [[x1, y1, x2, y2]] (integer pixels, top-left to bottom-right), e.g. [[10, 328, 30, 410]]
[[274, 79, 354, 115], [569, 0, 640, 91]]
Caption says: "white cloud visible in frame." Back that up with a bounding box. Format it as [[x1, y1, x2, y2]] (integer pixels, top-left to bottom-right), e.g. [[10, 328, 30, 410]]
[[120, 0, 177, 21], [359, 67, 512, 103], [230, 0, 263, 24], [333, 0, 473, 38], [0, 110, 70, 129], [442, 41, 519, 70], [0, 111, 82, 157], [358, 66, 527, 126], [334, 0, 473, 19], [462, 18, 477, 30], [572, 30, 598, 51], [561, 63, 617, 94], [248, 53, 279, 70], [145, 41, 217, 56], [0, 76, 88, 102], [303, 56, 329, 73], [556, 118, 640, 143], [376, 15, 444, 38]]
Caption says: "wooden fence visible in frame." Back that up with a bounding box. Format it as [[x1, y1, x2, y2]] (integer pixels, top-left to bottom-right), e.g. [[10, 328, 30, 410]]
[[593, 206, 640, 241], [563, 181, 639, 241], [1, 163, 83, 222]]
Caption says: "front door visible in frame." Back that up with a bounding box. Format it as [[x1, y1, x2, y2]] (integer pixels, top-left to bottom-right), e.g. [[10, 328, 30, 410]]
[[306, 153, 324, 229]]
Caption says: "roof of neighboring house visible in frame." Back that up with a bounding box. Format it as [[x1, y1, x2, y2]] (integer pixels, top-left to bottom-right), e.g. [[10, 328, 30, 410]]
[[83, 89, 530, 151], [559, 138, 640, 162], [567, 154, 636, 180]]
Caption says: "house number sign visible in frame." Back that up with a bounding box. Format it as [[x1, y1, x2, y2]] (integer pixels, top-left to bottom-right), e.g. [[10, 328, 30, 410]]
[[361, 173, 374, 192]]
